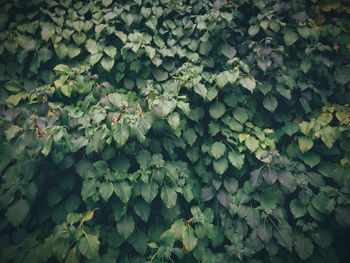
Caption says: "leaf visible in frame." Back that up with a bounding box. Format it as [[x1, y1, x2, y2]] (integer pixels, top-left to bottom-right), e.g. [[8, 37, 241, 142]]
[[5, 125, 22, 141], [209, 102, 225, 119], [183, 128, 197, 146], [298, 136, 313, 153], [101, 57, 114, 71], [6, 199, 30, 227], [233, 108, 249, 123], [274, 223, 293, 252], [167, 112, 180, 130], [258, 223, 272, 243], [311, 192, 335, 215], [221, 44, 236, 59], [160, 186, 177, 209], [290, 199, 307, 218], [194, 83, 207, 98], [284, 30, 298, 46], [248, 25, 260, 36], [223, 177, 238, 194], [133, 199, 150, 222], [302, 152, 320, 168], [239, 77, 256, 93], [145, 46, 156, 59], [112, 124, 130, 146], [201, 186, 215, 201], [182, 227, 198, 252], [61, 84, 73, 98], [86, 39, 100, 54], [54, 64, 70, 73], [104, 46, 117, 58], [117, 215, 135, 239], [129, 231, 148, 255], [78, 233, 100, 259], [152, 69, 168, 81], [228, 150, 245, 169], [99, 182, 114, 201], [260, 190, 278, 209], [312, 228, 333, 249], [261, 167, 278, 185], [213, 158, 228, 175], [89, 52, 103, 65], [294, 234, 314, 260], [140, 183, 158, 203], [210, 142, 226, 159], [102, 0, 113, 6], [68, 45, 81, 59], [41, 22, 55, 41], [114, 181, 132, 203], [245, 135, 259, 152], [66, 246, 79, 263], [263, 96, 278, 112]]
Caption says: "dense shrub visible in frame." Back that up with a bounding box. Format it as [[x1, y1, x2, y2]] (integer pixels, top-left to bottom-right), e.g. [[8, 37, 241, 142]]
[[1, 0, 350, 262]]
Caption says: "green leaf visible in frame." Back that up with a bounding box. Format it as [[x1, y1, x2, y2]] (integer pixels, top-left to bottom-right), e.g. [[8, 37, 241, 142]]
[[213, 158, 228, 175], [66, 246, 79, 263], [101, 57, 115, 71], [263, 96, 278, 112], [140, 183, 158, 203], [167, 112, 180, 131], [5, 125, 22, 141], [117, 215, 135, 239], [311, 192, 335, 215], [258, 223, 272, 243], [274, 223, 293, 252], [290, 199, 307, 218], [133, 199, 150, 222], [248, 25, 260, 36], [298, 136, 313, 153], [40, 22, 55, 41], [209, 102, 225, 119], [61, 84, 73, 97], [284, 30, 298, 46], [114, 181, 132, 203], [294, 234, 314, 260], [228, 150, 245, 169], [89, 52, 103, 65], [160, 186, 177, 209], [86, 39, 100, 54], [221, 44, 236, 59], [78, 233, 100, 259], [99, 182, 114, 201], [194, 83, 207, 98], [210, 142, 226, 159], [102, 0, 113, 6], [239, 77, 256, 93], [183, 128, 197, 146], [129, 231, 148, 255], [245, 135, 259, 152], [104, 46, 117, 58], [260, 190, 278, 209], [112, 124, 130, 146], [302, 152, 320, 168], [68, 45, 81, 59], [312, 228, 333, 249], [233, 107, 249, 123], [6, 199, 30, 227], [182, 227, 198, 252], [54, 64, 70, 73]]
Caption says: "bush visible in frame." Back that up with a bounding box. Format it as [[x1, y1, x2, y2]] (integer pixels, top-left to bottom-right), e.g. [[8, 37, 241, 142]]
[[1, 0, 350, 262]]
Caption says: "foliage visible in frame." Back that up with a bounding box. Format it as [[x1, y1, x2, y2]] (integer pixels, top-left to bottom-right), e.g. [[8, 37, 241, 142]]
[[1, 0, 350, 262]]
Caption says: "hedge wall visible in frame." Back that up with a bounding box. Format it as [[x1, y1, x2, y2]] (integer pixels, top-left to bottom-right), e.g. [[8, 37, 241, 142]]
[[1, 0, 350, 262]]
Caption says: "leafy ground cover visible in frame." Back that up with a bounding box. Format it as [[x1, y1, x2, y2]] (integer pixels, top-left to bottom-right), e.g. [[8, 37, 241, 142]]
[[0, 0, 350, 262]]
